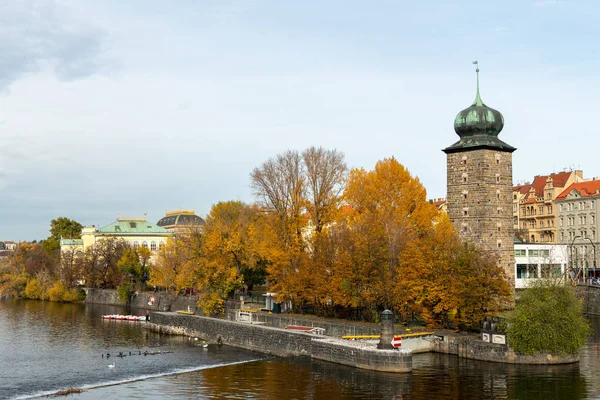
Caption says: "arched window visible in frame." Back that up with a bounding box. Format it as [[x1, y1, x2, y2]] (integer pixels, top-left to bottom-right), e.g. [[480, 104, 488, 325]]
[[133, 241, 139, 249], [159, 241, 165, 250], [142, 241, 148, 249], [151, 241, 157, 251]]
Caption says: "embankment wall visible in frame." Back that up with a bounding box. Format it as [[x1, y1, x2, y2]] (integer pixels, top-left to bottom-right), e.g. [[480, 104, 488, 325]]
[[149, 312, 412, 372], [576, 284, 600, 316], [432, 336, 579, 364], [85, 289, 197, 312]]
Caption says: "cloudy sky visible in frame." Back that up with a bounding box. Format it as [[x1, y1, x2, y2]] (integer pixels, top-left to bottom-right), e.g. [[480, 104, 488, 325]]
[[0, 0, 598, 240]]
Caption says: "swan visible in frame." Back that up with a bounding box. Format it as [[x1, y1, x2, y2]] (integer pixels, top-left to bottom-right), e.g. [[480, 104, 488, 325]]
[[108, 361, 115, 368], [202, 344, 208, 349]]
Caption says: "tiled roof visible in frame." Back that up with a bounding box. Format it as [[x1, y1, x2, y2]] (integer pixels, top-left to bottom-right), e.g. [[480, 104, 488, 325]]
[[513, 184, 531, 194], [556, 180, 600, 200], [528, 171, 573, 198], [97, 218, 171, 235]]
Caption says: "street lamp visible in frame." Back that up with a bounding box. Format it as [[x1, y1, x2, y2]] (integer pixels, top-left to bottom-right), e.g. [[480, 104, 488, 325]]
[[570, 235, 581, 281], [584, 237, 597, 280]]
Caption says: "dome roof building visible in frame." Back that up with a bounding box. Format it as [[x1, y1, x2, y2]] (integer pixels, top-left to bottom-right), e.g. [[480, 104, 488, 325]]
[[157, 210, 205, 233]]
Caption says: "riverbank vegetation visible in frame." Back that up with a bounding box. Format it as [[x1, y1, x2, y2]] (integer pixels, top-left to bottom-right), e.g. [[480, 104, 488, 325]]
[[505, 280, 591, 355], [0, 148, 512, 329]]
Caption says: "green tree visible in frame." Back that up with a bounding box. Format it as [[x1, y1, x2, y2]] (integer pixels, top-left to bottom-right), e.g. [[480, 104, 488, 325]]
[[506, 280, 591, 355], [49, 217, 83, 241]]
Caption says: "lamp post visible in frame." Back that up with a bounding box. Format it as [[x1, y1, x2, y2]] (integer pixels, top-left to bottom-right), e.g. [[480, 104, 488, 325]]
[[584, 237, 597, 280], [570, 235, 581, 281]]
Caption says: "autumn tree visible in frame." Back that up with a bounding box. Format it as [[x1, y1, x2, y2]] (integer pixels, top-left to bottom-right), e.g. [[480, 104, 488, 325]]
[[251, 150, 308, 302], [202, 201, 267, 291], [250, 147, 348, 308], [398, 214, 511, 328], [80, 238, 126, 288], [303, 146, 348, 234], [150, 236, 195, 293], [339, 157, 437, 317]]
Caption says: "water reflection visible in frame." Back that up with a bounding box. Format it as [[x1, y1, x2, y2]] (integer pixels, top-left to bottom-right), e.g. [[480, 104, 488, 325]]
[[2, 298, 600, 400]]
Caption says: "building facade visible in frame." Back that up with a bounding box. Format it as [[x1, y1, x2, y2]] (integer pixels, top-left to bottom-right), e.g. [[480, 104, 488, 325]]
[[556, 179, 600, 276], [60, 216, 171, 255], [514, 171, 584, 244], [443, 66, 516, 282], [513, 242, 568, 289]]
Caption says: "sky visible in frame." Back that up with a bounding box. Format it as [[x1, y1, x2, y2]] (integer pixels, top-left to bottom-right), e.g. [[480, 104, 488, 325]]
[[1, 0, 599, 241]]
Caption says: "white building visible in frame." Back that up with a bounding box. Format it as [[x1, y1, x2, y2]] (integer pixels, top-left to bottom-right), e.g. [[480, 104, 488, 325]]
[[514, 242, 569, 289]]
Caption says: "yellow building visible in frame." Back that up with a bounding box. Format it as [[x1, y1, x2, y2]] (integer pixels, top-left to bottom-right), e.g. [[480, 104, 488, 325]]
[[514, 171, 584, 243], [60, 216, 172, 254]]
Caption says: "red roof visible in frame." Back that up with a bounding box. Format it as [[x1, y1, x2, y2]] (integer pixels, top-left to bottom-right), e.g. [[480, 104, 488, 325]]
[[529, 171, 573, 198], [433, 199, 446, 208], [556, 180, 600, 200], [513, 184, 531, 194]]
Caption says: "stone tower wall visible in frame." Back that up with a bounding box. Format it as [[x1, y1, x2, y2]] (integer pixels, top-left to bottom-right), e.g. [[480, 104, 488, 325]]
[[446, 149, 515, 283]]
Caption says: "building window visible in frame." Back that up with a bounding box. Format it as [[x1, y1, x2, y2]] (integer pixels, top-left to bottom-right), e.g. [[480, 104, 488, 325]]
[[133, 241, 139, 249], [130, 222, 137, 229], [463, 193, 468, 200], [515, 249, 526, 257], [560, 232, 564, 241], [142, 241, 148, 249], [159, 241, 165, 250], [464, 210, 468, 216], [517, 264, 527, 279], [495, 174, 500, 183], [548, 205, 552, 214], [151, 241, 157, 251], [497, 241, 502, 248], [592, 215, 596, 224], [559, 218, 563, 227]]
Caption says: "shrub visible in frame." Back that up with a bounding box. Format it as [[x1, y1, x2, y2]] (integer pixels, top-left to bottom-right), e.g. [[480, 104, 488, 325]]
[[506, 280, 591, 355], [24, 278, 46, 300], [117, 282, 133, 303], [47, 281, 68, 302]]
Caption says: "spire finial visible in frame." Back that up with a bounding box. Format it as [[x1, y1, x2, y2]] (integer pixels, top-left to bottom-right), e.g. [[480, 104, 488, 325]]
[[472, 60, 483, 106]]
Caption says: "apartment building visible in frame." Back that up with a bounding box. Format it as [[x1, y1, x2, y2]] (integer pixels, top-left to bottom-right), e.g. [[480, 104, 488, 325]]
[[514, 170, 584, 243], [556, 179, 600, 274]]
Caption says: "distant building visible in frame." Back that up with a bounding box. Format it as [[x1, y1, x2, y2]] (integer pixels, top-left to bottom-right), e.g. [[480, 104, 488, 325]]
[[3, 241, 17, 250], [60, 216, 171, 255], [443, 65, 516, 282], [156, 210, 205, 233], [514, 170, 584, 243], [513, 242, 568, 289], [429, 198, 447, 214], [556, 179, 600, 276]]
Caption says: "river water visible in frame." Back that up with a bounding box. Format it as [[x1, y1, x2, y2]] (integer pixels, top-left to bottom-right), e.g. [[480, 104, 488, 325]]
[[1, 299, 600, 400]]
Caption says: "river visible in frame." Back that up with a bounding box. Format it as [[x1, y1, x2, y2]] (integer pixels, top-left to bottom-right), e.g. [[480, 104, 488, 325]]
[[1, 298, 600, 399]]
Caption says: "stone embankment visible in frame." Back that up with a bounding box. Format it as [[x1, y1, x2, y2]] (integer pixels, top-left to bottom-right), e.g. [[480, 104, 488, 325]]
[[432, 335, 579, 364], [85, 288, 197, 312], [149, 312, 412, 373]]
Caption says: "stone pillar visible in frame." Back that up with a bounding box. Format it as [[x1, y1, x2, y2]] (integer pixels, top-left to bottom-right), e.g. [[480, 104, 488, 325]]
[[377, 309, 394, 349]]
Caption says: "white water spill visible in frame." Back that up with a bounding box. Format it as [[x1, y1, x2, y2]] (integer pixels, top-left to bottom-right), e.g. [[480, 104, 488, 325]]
[[17, 358, 267, 400]]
